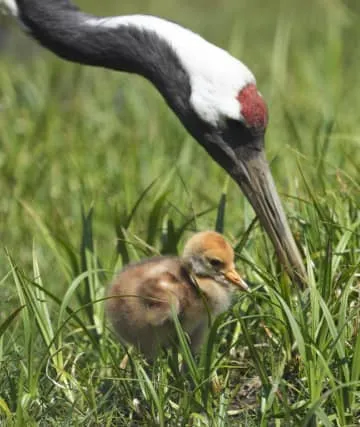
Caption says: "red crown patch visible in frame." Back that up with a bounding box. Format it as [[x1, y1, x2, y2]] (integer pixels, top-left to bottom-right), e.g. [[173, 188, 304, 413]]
[[236, 84, 268, 131]]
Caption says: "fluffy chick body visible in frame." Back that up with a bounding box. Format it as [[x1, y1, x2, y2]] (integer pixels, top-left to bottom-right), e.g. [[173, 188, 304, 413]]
[[106, 231, 247, 358]]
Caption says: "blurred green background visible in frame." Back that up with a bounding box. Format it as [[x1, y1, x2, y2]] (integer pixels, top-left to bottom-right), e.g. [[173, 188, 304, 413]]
[[0, 1, 359, 424], [0, 0, 359, 286]]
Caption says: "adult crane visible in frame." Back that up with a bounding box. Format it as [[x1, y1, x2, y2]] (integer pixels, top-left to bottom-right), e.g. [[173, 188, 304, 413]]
[[1, 0, 306, 286]]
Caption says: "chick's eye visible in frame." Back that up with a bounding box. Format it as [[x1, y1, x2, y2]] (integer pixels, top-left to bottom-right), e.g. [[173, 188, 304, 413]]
[[208, 258, 224, 269]]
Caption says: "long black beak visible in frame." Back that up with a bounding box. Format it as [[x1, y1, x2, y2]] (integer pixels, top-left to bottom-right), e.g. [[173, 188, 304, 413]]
[[231, 141, 306, 287]]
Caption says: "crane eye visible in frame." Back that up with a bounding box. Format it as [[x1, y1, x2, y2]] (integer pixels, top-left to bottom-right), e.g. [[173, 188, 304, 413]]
[[208, 258, 224, 269]]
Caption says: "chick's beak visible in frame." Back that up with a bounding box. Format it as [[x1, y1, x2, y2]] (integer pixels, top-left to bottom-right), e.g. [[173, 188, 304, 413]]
[[224, 268, 249, 291]]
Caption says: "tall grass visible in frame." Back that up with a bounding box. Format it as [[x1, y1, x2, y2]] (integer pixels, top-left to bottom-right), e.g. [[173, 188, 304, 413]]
[[0, 0, 359, 425]]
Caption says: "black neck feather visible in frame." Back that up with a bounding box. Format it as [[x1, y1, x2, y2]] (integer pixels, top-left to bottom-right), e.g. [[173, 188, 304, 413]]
[[16, 0, 192, 118]]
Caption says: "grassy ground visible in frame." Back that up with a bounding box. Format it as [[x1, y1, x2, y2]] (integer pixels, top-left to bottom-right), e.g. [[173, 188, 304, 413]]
[[0, 0, 359, 425]]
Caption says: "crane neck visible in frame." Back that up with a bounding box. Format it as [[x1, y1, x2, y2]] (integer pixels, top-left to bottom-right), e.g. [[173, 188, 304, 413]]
[[15, 0, 192, 117]]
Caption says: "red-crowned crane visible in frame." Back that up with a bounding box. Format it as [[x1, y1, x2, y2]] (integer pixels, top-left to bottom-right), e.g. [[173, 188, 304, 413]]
[[1, 0, 306, 286], [107, 230, 248, 358]]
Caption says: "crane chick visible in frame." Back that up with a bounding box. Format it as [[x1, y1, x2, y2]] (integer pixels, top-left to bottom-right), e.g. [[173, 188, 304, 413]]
[[106, 231, 248, 358]]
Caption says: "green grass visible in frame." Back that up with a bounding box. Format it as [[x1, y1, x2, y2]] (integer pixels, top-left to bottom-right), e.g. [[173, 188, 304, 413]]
[[0, 0, 359, 425]]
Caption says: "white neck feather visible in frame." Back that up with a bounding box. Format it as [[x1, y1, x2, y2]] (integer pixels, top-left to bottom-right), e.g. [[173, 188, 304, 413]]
[[85, 15, 256, 125], [1, 0, 18, 16]]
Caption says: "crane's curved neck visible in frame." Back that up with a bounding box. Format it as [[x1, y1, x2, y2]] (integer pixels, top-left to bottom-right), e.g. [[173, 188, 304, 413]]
[[14, 0, 192, 117]]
